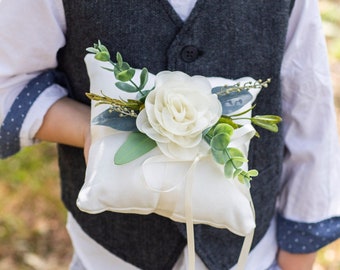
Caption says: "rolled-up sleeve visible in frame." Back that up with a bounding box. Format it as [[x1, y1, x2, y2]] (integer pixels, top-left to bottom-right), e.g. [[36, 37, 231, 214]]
[[277, 0, 340, 252], [0, 0, 67, 158]]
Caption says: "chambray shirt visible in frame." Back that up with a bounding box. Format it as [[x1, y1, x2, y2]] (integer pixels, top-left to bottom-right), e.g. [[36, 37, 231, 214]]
[[1, 0, 340, 269]]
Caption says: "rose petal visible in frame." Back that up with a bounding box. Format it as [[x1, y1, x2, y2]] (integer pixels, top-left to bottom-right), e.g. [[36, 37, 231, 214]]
[[137, 71, 222, 160]]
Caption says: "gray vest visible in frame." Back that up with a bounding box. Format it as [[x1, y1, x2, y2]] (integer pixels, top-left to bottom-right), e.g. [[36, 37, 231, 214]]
[[57, 1, 293, 269]]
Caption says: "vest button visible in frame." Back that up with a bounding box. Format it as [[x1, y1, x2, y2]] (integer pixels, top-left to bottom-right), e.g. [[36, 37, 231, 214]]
[[181, 45, 199, 62]]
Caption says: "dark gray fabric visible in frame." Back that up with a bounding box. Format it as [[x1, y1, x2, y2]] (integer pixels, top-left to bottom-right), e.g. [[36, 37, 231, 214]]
[[57, 1, 293, 269]]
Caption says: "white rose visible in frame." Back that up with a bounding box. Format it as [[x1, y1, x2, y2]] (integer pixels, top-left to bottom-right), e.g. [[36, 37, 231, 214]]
[[136, 71, 222, 160]]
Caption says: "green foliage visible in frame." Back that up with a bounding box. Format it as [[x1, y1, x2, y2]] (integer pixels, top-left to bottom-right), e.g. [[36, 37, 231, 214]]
[[205, 123, 258, 185], [320, 0, 340, 60], [115, 82, 138, 92], [114, 132, 157, 165], [86, 42, 282, 186], [139, 68, 149, 90], [250, 115, 282, 133], [86, 40, 110, 62], [0, 143, 71, 269], [87, 42, 151, 98]]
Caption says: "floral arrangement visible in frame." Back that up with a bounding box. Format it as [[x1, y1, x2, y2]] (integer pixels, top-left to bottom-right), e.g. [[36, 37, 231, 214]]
[[85, 41, 281, 187]]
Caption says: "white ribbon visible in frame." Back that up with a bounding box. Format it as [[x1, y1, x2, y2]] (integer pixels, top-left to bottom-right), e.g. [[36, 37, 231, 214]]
[[142, 152, 255, 270]]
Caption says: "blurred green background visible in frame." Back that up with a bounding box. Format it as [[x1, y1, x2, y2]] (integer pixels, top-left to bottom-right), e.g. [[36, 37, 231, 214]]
[[0, 1, 339, 269]]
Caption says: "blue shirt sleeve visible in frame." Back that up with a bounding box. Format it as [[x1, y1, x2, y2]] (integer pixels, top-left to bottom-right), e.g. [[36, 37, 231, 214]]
[[277, 213, 340, 253], [0, 70, 68, 159]]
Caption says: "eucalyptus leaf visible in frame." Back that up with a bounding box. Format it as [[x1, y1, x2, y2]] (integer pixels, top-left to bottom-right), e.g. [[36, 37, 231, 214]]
[[116, 52, 123, 68], [97, 43, 108, 52], [211, 149, 228, 164], [114, 132, 157, 165], [92, 109, 138, 131], [136, 90, 152, 102], [210, 133, 230, 151], [121, 62, 131, 71], [139, 68, 149, 90], [238, 173, 245, 184], [233, 168, 243, 178], [217, 116, 240, 129], [224, 160, 235, 179], [226, 147, 246, 167], [113, 66, 120, 77], [230, 156, 248, 168], [213, 123, 234, 137], [95, 51, 110, 62], [247, 169, 259, 177], [116, 69, 136, 82], [115, 82, 138, 92], [86, 47, 99, 53]]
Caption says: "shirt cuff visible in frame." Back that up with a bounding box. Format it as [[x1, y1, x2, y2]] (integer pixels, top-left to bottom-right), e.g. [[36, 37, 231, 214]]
[[21, 83, 67, 146], [277, 214, 340, 253], [0, 70, 68, 159]]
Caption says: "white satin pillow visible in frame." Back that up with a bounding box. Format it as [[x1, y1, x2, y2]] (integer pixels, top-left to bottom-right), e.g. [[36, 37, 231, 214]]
[[77, 54, 260, 237]]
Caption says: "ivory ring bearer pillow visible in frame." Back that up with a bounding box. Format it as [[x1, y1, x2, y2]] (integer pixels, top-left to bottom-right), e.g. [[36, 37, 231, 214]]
[[77, 54, 261, 269]]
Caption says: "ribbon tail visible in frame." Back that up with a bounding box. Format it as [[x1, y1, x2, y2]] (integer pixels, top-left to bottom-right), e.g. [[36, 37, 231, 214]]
[[185, 155, 202, 270], [236, 229, 255, 270], [236, 197, 256, 270]]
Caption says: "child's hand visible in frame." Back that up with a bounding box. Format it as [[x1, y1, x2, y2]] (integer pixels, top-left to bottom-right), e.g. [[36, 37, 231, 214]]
[[35, 97, 91, 161]]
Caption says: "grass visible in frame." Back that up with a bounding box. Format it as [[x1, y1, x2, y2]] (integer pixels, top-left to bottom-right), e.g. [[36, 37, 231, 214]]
[[0, 1, 339, 269], [0, 144, 72, 270], [320, 0, 340, 61]]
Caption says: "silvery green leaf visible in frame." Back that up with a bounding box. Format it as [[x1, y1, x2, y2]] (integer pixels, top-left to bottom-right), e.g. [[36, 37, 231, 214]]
[[121, 62, 131, 71], [238, 173, 245, 184], [92, 109, 137, 131], [114, 132, 157, 165], [97, 42, 108, 52], [211, 149, 228, 164], [230, 156, 248, 168], [94, 51, 110, 62], [213, 123, 234, 137], [233, 168, 243, 178], [224, 160, 234, 179], [86, 47, 99, 53], [210, 133, 230, 151], [116, 52, 123, 68], [226, 147, 246, 167], [136, 89, 152, 102], [116, 69, 136, 82], [115, 82, 138, 92], [139, 68, 149, 90], [247, 169, 259, 177]]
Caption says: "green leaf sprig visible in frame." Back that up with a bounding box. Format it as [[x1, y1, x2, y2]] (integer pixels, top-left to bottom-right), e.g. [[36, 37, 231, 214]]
[[217, 108, 282, 137], [86, 41, 150, 99], [203, 123, 258, 186], [85, 41, 282, 186]]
